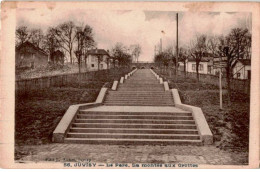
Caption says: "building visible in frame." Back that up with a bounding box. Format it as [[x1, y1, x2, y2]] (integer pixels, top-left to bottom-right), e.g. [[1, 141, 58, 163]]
[[232, 59, 251, 80], [15, 41, 48, 69], [51, 50, 65, 65], [86, 49, 111, 70], [178, 57, 214, 75]]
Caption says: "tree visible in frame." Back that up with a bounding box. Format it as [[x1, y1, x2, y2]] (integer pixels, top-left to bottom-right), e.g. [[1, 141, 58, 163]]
[[82, 24, 96, 67], [55, 21, 76, 64], [30, 28, 44, 48], [16, 26, 31, 46], [154, 51, 171, 73], [74, 27, 84, 73], [208, 28, 251, 102], [189, 34, 208, 82], [111, 42, 131, 67], [178, 47, 189, 77], [43, 28, 61, 63], [130, 44, 142, 62]]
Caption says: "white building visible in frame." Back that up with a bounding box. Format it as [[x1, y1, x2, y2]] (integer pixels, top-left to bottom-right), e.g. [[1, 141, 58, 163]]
[[232, 59, 251, 80], [86, 49, 111, 70], [178, 57, 217, 75]]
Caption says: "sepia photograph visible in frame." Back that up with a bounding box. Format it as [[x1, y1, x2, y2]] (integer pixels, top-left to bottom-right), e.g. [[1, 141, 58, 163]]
[[0, 1, 259, 169]]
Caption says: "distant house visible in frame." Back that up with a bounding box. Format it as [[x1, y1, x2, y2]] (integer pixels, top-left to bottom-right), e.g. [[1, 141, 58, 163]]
[[232, 59, 251, 80], [86, 48, 111, 70], [51, 50, 65, 65], [178, 57, 212, 75], [15, 41, 48, 69]]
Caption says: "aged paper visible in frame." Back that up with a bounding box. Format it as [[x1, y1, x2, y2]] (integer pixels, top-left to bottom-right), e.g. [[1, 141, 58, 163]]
[[0, 1, 259, 169]]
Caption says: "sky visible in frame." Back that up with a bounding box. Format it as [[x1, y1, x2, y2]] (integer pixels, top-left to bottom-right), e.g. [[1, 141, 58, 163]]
[[17, 8, 251, 62]]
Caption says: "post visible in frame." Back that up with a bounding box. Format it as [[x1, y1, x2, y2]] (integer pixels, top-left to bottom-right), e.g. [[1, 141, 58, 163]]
[[176, 13, 179, 80], [219, 68, 223, 110], [160, 38, 162, 53]]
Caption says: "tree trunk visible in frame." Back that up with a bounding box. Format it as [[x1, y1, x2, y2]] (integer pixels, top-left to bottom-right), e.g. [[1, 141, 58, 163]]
[[226, 66, 231, 104], [69, 49, 73, 64], [196, 62, 199, 82], [184, 61, 186, 78]]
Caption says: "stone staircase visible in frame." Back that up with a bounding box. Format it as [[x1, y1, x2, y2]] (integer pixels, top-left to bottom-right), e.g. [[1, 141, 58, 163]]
[[104, 69, 174, 106], [64, 69, 203, 145]]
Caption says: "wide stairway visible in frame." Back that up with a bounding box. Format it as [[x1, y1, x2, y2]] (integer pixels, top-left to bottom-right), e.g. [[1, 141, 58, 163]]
[[104, 69, 174, 106], [64, 69, 202, 145]]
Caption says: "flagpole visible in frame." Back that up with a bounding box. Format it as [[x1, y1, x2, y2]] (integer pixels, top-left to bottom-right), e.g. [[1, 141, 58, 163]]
[[176, 13, 179, 80]]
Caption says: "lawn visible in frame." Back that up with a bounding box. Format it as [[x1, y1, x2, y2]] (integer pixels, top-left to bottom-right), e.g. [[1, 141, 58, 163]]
[[15, 67, 131, 159], [158, 71, 250, 153], [15, 87, 100, 146]]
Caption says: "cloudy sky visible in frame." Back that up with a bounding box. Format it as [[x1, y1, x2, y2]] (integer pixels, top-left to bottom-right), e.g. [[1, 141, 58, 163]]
[[17, 8, 251, 61]]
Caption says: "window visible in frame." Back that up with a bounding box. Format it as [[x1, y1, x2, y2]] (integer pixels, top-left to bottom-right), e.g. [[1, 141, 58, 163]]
[[237, 73, 241, 78], [192, 64, 196, 71], [91, 56, 95, 62], [100, 64, 103, 69], [199, 64, 203, 71], [208, 66, 211, 74], [91, 64, 94, 68]]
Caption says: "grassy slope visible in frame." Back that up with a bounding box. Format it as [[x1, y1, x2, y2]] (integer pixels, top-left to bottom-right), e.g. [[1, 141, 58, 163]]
[[15, 87, 100, 146], [163, 72, 250, 152]]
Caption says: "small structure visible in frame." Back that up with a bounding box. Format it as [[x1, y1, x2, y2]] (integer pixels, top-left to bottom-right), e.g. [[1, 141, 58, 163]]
[[232, 59, 251, 80], [51, 50, 65, 65], [131, 61, 156, 69], [180, 57, 213, 75], [86, 48, 110, 70], [15, 41, 48, 69]]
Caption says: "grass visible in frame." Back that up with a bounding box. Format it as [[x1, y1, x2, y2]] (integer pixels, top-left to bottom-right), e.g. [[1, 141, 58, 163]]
[[15, 67, 131, 160], [16, 63, 95, 80], [15, 87, 100, 146], [157, 71, 250, 153]]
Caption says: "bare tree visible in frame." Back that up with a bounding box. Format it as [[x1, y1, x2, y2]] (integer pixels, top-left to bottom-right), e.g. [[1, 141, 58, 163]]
[[112, 42, 131, 67], [189, 34, 208, 81], [178, 47, 189, 77], [82, 24, 96, 67], [30, 28, 44, 48], [208, 28, 251, 101], [74, 25, 95, 72], [43, 28, 61, 63], [130, 44, 142, 62], [16, 26, 31, 46], [55, 21, 76, 64]]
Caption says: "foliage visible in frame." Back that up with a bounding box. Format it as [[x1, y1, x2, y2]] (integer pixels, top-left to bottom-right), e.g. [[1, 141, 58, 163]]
[[129, 44, 142, 62], [111, 42, 132, 67]]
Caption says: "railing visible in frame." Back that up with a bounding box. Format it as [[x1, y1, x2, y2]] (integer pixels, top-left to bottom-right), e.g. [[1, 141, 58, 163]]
[[16, 68, 130, 94], [155, 69, 250, 94]]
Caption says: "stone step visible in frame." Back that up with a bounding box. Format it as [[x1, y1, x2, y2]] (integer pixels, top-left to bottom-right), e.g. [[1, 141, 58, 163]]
[[71, 123, 197, 129], [107, 92, 171, 95], [69, 128, 199, 134], [103, 103, 174, 106], [78, 111, 192, 116], [104, 99, 174, 102], [64, 138, 202, 145], [118, 88, 164, 91], [109, 90, 171, 94], [77, 114, 193, 120], [74, 119, 195, 124], [104, 100, 174, 103], [67, 133, 200, 140], [118, 85, 163, 87]]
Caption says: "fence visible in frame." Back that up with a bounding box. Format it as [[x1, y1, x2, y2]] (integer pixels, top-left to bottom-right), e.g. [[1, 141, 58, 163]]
[[16, 68, 130, 94], [156, 69, 250, 94]]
